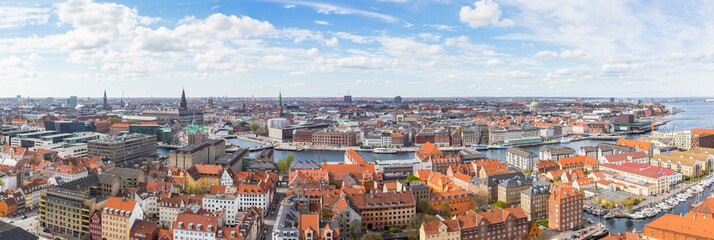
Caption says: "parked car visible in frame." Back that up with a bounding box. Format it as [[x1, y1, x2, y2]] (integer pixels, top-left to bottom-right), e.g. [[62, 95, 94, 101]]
[[21, 215, 27, 219]]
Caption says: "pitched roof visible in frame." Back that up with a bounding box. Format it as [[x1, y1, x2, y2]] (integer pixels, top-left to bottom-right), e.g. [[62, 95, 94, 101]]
[[558, 156, 598, 167], [344, 149, 367, 165], [416, 142, 443, 160], [602, 151, 649, 163], [193, 164, 222, 175], [421, 219, 460, 235], [616, 139, 652, 151], [691, 198, 714, 215], [643, 213, 714, 239], [651, 154, 701, 167], [104, 197, 137, 218]]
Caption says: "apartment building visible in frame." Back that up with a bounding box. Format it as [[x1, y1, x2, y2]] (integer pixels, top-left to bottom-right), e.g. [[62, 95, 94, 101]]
[[497, 176, 533, 206], [311, 131, 359, 146], [203, 193, 239, 226], [650, 154, 703, 178], [599, 151, 649, 165], [521, 185, 549, 220], [548, 182, 583, 231], [540, 147, 576, 161], [172, 213, 221, 240], [40, 187, 109, 239], [420, 219, 460, 240], [451, 207, 530, 240], [347, 191, 416, 230], [158, 197, 185, 228], [428, 154, 462, 174], [600, 163, 675, 194], [558, 156, 600, 172], [506, 146, 539, 171], [101, 197, 144, 240]]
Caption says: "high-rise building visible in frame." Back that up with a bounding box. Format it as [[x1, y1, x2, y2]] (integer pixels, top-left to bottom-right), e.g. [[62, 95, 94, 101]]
[[68, 96, 78, 108], [278, 91, 283, 116], [548, 182, 583, 231], [343, 95, 352, 104], [394, 95, 402, 104]]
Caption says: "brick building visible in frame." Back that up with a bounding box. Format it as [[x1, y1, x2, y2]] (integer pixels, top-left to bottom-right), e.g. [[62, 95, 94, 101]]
[[548, 182, 583, 231], [347, 191, 416, 230]]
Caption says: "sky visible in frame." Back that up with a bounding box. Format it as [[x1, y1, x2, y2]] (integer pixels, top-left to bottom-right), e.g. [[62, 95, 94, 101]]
[[1, 0, 714, 98]]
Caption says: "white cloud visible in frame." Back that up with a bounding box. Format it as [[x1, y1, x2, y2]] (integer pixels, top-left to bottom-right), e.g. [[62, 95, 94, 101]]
[[486, 59, 503, 66], [287, 71, 307, 76], [263, 0, 399, 22], [264, 54, 288, 63], [425, 24, 456, 31], [533, 51, 558, 60], [377, 0, 407, 2], [314, 20, 329, 25], [601, 63, 641, 74], [284, 4, 295, 8], [560, 49, 586, 59], [379, 37, 443, 57], [0, 6, 51, 29], [459, 0, 514, 28]]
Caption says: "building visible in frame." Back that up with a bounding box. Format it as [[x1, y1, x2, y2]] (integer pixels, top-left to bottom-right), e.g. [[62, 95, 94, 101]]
[[299, 214, 340, 240], [203, 193, 239, 226], [497, 176, 533, 206], [102, 197, 144, 240], [650, 154, 704, 178], [89, 210, 102, 240], [428, 154, 462, 174], [40, 187, 109, 239], [347, 191, 416, 230], [419, 219, 460, 240], [169, 139, 226, 169], [450, 207, 530, 240], [540, 147, 576, 161], [506, 147, 539, 171], [158, 197, 185, 228], [87, 134, 157, 165], [129, 219, 158, 240], [548, 182, 583, 231], [599, 151, 649, 165], [557, 156, 599, 172], [172, 212, 220, 240], [643, 199, 714, 240], [311, 131, 359, 146], [534, 160, 560, 174], [600, 163, 675, 194], [521, 185, 549, 220], [594, 191, 642, 208], [616, 139, 654, 157], [400, 181, 431, 203]]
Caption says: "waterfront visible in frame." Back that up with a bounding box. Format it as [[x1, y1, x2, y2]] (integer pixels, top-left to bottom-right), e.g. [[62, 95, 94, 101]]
[[660, 102, 714, 131], [586, 181, 713, 234]]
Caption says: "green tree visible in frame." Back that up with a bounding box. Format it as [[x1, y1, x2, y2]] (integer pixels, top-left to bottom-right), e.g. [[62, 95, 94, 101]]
[[406, 175, 421, 182], [388, 227, 402, 233], [348, 219, 363, 240], [249, 123, 261, 131], [107, 117, 121, 123], [471, 193, 491, 212], [416, 200, 433, 214], [0, 178, 4, 189], [361, 233, 383, 240], [439, 203, 451, 216], [625, 202, 634, 211], [494, 200, 509, 209], [277, 154, 295, 173]]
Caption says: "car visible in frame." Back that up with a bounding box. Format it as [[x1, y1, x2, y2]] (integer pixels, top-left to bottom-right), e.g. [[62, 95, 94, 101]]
[[55, 238, 61, 240], [8, 220, 13, 223], [35, 216, 39, 220], [571, 235, 578, 239], [21, 215, 27, 219], [264, 229, 268, 234], [43, 228, 50, 233]]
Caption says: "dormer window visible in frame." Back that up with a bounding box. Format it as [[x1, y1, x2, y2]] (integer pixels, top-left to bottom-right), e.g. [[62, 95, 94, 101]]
[[178, 222, 183, 228], [188, 223, 193, 229]]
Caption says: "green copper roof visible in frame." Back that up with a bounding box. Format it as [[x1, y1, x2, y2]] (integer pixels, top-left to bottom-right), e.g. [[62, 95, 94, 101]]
[[186, 122, 209, 135]]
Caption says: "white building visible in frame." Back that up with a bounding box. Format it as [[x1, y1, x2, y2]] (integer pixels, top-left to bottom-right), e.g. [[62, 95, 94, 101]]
[[362, 136, 382, 148], [134, 192, 159, 219], [173, 213, 219, 240], [49, 165, 89, 183], [237, 183, 272, 215], [32, 143, 88, 158], [373, 158, 432, 175], [220, 169, 234, 187], [268, 118, 289, 129], [506, 147, 539, 171], [203, 193, 239, 226], [158, 198, 185, 228]]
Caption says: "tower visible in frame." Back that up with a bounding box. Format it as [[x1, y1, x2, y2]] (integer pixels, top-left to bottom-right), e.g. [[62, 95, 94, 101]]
[[180, 88, 188, 110], [120, 91, 125, 108], [278, 91, 283, 116], [103, 90, 109, 110]]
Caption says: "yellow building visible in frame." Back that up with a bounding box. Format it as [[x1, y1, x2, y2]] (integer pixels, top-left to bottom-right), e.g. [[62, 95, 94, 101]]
[[650, 154, 703, 178], [102, 197, 144, 240], [594, 190, 642, 208], [420, 219, 460, 240], [187, 164, 222, 192]]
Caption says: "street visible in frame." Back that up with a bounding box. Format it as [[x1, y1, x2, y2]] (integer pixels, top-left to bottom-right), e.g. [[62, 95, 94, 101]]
[[259, 186, 288, 240]]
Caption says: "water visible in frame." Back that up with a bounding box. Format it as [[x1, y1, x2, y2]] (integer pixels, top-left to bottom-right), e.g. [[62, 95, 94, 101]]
[[586, 182, 714, 234], [660, 102, 714, 132]]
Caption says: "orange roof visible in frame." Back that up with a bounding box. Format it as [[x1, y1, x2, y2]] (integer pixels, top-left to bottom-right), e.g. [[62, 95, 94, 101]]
[[299, 214, 320, 239], [344, 149, 367, 165], [643, 213, 714, 239], [453, 172, 472, 182], [421, 219, 460, 235], [193, 164, 222, 175], [416, 142, 443, 160], [549, 182, 581, 204], [693, 128, 714, 135], [616, 138, 652, 151], [558, 156, 598, 167], [104, 197, 138, 218]]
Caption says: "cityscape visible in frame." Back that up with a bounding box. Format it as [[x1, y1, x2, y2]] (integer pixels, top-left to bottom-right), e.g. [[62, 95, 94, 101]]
[[1, 1, 714, 240]]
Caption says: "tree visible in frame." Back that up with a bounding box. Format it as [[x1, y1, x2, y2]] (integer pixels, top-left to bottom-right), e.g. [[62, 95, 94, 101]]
[[277, 154, 295, 173], [249, 123, 261, 131], [361, 233, 383, 240], [416, 200, 433, 214], [319, 207, 333, 220], [348, 219, 363, 240], [0, 178, 4, 189], [439, 203, 451, 216], [625, 202, 634, 211], [471, 193, 491, 212], [107, 117, 121, 123], [388, 227, 402, 233], [494, 200, 509, 209], [406, 175, 420, 182]]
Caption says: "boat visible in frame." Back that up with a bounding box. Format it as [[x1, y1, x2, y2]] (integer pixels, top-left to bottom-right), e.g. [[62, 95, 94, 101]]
[[560, 138, 572, 143], [473, 145, 489, 151], [491, 145, 508, 150], [603, 213, 614, 219], [373, 148, 397, 154]]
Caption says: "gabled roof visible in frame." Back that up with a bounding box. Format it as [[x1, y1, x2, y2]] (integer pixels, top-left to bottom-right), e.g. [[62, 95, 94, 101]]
[[616, 139, 652, 151], [416, 142, 443, 160]]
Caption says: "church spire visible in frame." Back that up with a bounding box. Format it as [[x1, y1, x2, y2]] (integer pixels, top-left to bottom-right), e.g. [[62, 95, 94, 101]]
[[180, 87, 187, 110], [278, 91, 283, 117], [103, 90, 109, 110]]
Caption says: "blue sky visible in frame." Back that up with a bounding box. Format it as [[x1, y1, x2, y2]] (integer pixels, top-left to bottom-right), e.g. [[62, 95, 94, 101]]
[[1, 0, 713, 98]]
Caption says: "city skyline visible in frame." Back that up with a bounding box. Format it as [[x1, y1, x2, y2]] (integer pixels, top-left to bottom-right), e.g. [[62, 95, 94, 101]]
[[2, 0, 714, 98]]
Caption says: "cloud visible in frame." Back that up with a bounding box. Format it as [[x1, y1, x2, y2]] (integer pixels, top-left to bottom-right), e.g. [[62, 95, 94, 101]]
[[262, 0, 399, 22], [0, 6, 51, 29], [459, 0, 514, 28], [533, 51, 558, 60], [486, 59, 503, 66], [533, 49, 587, 60], [377, 0, 407, 2], [264, 54, 288, 63], [425, 24, 456, 31], [314, 20, 329, 25], [287, 71, 307, 76], [284, 4, 295, 8]]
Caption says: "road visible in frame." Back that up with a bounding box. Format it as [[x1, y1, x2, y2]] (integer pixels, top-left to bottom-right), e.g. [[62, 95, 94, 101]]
[[0, 208, 61, 240], [258, 186, 288, 240]]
